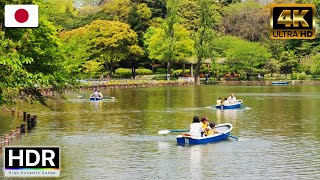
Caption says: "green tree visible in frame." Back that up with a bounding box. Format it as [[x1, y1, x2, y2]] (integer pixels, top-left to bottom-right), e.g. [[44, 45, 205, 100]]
[[279, 51, 298, 78], [222, 1, 269, 41], [178, 0, 200, 32], [264, 59, 281, 77], [102, 0, 131, 22], [193, 0, 221, 84], [225, 38, 271, 80], [128, 45, 144, 78], [1, 1, 71, 106], [63, 20, 139, 76], [144, 26, 159, 72], [311, 54, 320, 75], [146, 0, 193, 80]]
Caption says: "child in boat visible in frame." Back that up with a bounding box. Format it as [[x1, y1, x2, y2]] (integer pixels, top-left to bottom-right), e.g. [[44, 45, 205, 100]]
[[205, 123, 219, 136], [223, 98, 229, 105], [98, 91, 103, 98], [216, 98, 222, 105], [182, 116, 203, 137], [201, 117, 210, 136]]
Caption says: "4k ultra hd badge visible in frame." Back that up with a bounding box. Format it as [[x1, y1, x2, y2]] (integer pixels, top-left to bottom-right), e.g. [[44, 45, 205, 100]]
[[270, 4, 316, 39]]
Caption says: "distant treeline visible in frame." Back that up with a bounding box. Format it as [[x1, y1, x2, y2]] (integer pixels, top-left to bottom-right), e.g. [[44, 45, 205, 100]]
[[0, 0, 319, 104]]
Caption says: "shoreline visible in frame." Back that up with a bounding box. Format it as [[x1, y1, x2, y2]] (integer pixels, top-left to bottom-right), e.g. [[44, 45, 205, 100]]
[[36, 79, 320, 96], [75, 79, 320, 90]]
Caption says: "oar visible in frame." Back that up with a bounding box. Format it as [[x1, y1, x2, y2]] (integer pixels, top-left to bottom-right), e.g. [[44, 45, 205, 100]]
[[158, 129, 189, 134], [223, 133, 238, 141], [228, 134, 239, 141], [217, 131, 239, 141], [241, 104, 247, 108]]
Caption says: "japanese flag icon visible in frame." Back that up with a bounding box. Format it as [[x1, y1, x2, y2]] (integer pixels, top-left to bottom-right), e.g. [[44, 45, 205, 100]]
[[5, 5, 38, 27]]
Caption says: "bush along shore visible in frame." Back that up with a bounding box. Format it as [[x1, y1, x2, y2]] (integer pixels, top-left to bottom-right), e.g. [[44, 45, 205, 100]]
[[71, 78, 320, 91], [77, 79, 195, 90]]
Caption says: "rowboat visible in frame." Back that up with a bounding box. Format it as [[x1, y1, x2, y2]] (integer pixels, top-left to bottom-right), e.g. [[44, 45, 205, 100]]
[[271, 81, 288, 85], [215, 100, 243, 109], [176, 123, 233, 145]]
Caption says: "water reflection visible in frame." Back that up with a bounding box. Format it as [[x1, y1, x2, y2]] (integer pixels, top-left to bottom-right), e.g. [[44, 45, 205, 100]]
[[189, 146, 202, 179], [90, 101, 102, 110], [1, 85, 320, 179]]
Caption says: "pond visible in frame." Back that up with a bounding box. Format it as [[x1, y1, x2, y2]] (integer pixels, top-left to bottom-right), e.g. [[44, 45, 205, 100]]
[[1, 85, 320, 179]]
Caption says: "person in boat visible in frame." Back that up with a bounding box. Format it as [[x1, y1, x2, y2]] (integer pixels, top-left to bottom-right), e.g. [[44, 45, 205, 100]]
[[201, 117, 210, 136], [98, 91, 103, 98], [227, 93, 236, 103], [205, 123, 219, 136], [91, 90, 103, 98], [216, 98, 222, 105], [91, 90, 99, 98], [222, 97, 229, 105], [182, 116, 203, 137]]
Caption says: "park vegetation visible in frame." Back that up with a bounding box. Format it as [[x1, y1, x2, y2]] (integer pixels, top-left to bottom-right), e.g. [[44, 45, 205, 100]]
[[0, 0, 319, 103]]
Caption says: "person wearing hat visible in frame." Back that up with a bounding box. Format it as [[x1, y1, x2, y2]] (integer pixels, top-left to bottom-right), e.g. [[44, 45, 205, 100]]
[[205, 122, 219, 136]]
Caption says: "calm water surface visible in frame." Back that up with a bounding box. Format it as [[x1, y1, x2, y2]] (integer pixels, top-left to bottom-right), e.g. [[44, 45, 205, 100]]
[[1, 85, 320, 179]]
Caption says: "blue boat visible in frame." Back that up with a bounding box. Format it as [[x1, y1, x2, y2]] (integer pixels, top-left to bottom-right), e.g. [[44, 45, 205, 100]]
[[215, 100, 243, 109], [272, 81, 288, 85], [90, 97, 103, 101], [176, 123, 233, 145]]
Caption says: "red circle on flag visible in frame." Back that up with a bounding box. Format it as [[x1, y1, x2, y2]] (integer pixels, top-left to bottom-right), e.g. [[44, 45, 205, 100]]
[[14, 9, 29, 23]]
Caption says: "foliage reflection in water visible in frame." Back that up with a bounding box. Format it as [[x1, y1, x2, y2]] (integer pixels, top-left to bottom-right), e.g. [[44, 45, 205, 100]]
[[1, 85, 320, 179]]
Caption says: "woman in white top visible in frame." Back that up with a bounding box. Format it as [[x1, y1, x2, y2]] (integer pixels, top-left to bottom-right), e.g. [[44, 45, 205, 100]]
[[183, 116, 203, 137], [227, 93, 236, 103]]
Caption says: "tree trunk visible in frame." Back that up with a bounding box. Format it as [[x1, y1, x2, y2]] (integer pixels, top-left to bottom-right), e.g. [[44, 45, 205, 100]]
[[132, 60, 136, 79], [104, 62, 109, 71], [194, 62, 201, 85], [190, 64, 193, 77], [166, 61, 171, 81], [109, 63, 113, 76], [132, 67, 136, 79], [182, 63, 185, 76], [246, 72, 250, 80], [152, 62, 155, 73]]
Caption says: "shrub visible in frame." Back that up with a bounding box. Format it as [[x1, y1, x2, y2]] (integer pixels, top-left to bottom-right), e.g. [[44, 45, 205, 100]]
[[291, 73, 298, 80], [115, 68, 131, 78], [173, 69, 190, 77], [297, 73, 307, 80], [155, 68, 167, 74], [136, 68, 153, 75]]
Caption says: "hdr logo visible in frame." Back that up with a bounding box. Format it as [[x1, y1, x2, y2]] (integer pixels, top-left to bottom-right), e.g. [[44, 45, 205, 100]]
[[270, 4, 316, 39], [4, 147, 60, 177]]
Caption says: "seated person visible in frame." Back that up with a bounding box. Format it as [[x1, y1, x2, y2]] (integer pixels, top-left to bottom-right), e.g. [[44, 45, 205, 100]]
[[201, 117, 210, 136], [227, 93, 236, 103], [205, 123, 219, 136], [183, 116, 203, 137], [223, 97, 229, 105], [98, 91, 103, 98], [216, 98, 222, 105], [91, 90, 99, 98]]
